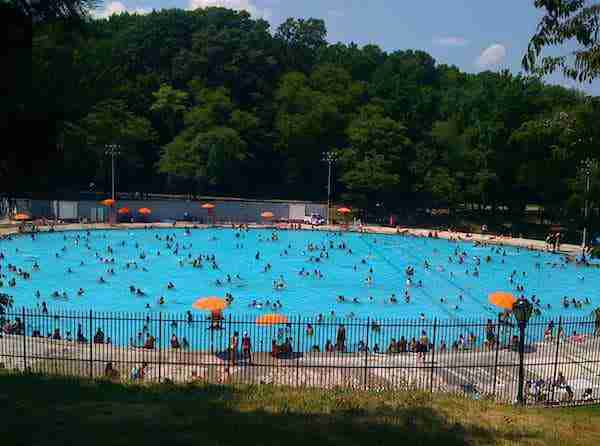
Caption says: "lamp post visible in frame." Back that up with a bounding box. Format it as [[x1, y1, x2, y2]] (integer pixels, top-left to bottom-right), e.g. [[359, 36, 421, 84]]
[[105, 144, 121, 201], [512, 297, 534, 405], [581, 158, 596, 256], [105, 144, 121, 224], [323, 151, 339, 225]]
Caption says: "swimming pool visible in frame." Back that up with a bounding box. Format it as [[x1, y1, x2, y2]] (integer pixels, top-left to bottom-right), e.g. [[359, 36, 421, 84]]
[[1, 228, 598, 350]]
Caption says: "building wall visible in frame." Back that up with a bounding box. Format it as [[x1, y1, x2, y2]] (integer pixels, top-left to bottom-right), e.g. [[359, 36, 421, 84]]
[[15, 198, 327, 223]]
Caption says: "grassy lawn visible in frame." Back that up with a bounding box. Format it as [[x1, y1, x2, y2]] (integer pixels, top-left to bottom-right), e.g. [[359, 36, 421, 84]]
[[1, 372, 599, 446]]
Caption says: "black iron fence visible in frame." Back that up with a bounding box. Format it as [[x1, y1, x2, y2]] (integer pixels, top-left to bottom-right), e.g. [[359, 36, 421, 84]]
[[1, 307, 599, 406]]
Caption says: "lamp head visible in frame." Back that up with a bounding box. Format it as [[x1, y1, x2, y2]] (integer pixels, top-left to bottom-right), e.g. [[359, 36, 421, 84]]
[[512, 297, 533, 324]]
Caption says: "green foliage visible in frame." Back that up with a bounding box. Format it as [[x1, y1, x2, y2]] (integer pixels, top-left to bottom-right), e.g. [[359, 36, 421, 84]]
[[150, 84, 188, 138], [8, 4, 600, 215], [158, 85, 250, 190], [524, 1, 600, 81]]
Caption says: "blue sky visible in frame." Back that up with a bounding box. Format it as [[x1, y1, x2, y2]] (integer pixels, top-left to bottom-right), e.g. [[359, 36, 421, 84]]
[[95, 0, 599, 95]]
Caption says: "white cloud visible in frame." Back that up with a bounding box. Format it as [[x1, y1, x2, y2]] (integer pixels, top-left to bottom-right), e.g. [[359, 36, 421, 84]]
[[188, 0, 269, 18], [433, 36, 469, 47], [476, 43, 507, 68], [93, 2, 150, 18]]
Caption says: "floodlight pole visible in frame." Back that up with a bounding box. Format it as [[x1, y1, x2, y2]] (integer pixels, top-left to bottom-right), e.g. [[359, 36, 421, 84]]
[[105, 144, 121, 201], [105, 144, 121, 223], [323, 151, 338, 225], [582, 158, 593, 255]]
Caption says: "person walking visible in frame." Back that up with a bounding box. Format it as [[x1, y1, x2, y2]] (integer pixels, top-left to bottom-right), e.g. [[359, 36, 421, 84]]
[[242, 331, 252, 365], [336, 324, 346, 352]]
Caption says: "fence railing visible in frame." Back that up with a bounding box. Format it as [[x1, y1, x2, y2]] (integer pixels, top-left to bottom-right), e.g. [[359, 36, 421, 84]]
[[1, 308, 599, 406]]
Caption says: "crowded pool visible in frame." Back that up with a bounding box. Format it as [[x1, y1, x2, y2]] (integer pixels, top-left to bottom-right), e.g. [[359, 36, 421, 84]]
[[1, 228, 598, 351]]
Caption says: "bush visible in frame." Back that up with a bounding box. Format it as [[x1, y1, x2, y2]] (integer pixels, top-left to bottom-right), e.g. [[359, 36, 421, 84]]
[[592, 247, 600, 259]]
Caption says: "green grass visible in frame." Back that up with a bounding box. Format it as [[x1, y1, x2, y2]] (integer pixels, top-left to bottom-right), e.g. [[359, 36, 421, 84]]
[[1, 372, 599, 446]]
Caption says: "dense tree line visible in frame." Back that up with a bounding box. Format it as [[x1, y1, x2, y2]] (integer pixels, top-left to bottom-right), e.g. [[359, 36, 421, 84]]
[[3, 6, 600, 225]]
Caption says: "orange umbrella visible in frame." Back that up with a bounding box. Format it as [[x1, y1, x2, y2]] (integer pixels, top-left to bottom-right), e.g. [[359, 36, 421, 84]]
[[201, 203, 215, 209], [261, 211, 274, 219], [117, 207, 130, 215], [101, 198, 116, 207], [13, 213, 31, 221], [138, 208, 152, 215], [488, 292, 516, 310], [192, 297, 228, 312], [256, 314, 289, 326], [337, 207, 351, 214]]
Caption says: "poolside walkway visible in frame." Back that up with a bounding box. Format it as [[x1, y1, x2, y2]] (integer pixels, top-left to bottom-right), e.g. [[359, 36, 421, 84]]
[[1, 333, 599, 404]]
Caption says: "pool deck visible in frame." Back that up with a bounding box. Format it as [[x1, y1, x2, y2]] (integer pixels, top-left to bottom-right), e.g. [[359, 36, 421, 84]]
[[0, 220, 583, 256], [1, 332, 599, 404]]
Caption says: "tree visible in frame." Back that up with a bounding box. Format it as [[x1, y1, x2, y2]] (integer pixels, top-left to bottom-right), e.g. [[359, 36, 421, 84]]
[[275, 18, 327, 71], [524, 0, 600, 81], [339, 104, 411, 208], [12, 0, 100, 23], [158, 84, 251, 192], [71, 99, 158, 191], [274, 71, 347, 195], [151, 84, 189, 139]]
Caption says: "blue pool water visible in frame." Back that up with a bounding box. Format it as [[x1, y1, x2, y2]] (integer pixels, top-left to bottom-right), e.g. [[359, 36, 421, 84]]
[[1, 228, 598, 351]]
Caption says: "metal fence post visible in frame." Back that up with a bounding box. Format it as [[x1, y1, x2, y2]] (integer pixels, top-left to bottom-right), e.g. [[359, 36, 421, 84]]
[[429, 318, 438, 393], [227, 313, 232, 376], [158, 312, 163, 383], [21, 307, 27, 372], [492, 313, 502, 399], [295, 315, 301, 388], [550, 317, 562, 403], [363, 318, 370, 390], [517, 320, 527, 405], [88, 309, 93, 379]]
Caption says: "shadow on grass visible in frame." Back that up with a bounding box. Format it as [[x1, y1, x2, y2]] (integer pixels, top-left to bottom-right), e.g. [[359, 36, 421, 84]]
[[0, 372, 540, 446]]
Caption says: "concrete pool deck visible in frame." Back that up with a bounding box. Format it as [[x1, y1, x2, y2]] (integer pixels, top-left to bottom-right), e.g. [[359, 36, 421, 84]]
[[1, 332, 599, 404]]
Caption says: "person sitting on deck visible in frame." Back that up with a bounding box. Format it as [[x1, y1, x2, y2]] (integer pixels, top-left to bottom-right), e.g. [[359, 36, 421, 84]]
[[554, 372, 574, 400], [398, 336, 407, 353], [93, 328, 105, 344], [104, 362, 119, 381], [570, 331, 586, 343], [143, 334, 156, 349], [171, 334, 180, 349], [130, 362, 148, 381], [208, 311, 224, 330], [387, 338, 398, 354]]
